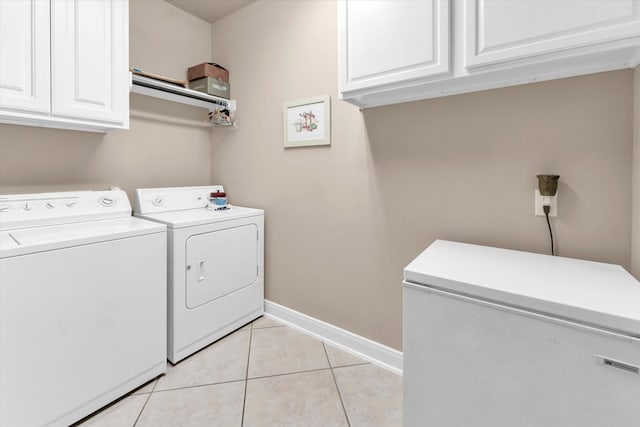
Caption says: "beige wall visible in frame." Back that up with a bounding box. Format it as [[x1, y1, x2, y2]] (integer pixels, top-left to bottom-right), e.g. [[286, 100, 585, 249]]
[[0, 0, 635, 351], [0, 0, 212, 200], [130, 0, 210, 81], [633, 67, 640, 279], [211, 0, 634, 350]]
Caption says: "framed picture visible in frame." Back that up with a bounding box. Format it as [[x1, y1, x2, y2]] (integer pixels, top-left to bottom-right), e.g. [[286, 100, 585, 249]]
[[283, 95, 331, 148]]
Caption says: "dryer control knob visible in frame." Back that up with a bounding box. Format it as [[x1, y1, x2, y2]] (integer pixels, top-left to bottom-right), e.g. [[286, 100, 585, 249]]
[[0, 205, 9, 213], [46, 202, 54, 209], [152, 197, 164, 207], [23, 203, 32, 211], [66, 201, 77, 207]]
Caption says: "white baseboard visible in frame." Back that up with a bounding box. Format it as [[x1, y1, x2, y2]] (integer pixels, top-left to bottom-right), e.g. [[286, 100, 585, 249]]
[[264, 300, 403, 375]]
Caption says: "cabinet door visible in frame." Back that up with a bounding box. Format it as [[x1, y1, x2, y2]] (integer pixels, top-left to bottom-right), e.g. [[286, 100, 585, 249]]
[[51, 0, 128, 126], [0, 0, 50, 114], [466, 0, 640, 69], [339, 0, 449, 93]]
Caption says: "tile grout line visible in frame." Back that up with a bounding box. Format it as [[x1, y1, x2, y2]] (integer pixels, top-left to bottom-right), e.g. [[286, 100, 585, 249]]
[[248, 366, 334, 381], [331, 362, 370, 370], [241, 322, 253, 427], [321, 341, 332, 369], [251, 324, 285, 330], [150, 377, 159, 393], [323, 342, 351, 427], [132, 324, 254, 426], [164, 329, 251, 367], [131, 333, 372, 393], [132, 386, 154, 427], [148, 364, 368, 395], [152, 378, 246, 393], [143, 365, 374, 395]]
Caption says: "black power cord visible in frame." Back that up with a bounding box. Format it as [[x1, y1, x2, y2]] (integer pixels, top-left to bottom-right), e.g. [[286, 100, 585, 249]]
[[543, 205, 555, 256]]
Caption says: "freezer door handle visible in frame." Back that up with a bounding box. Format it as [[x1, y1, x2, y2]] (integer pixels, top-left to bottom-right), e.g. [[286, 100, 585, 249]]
[[595, 355, 639, 375]]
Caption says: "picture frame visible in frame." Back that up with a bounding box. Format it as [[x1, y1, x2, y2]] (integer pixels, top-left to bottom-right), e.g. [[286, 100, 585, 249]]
[[283, 95, 331, 148]]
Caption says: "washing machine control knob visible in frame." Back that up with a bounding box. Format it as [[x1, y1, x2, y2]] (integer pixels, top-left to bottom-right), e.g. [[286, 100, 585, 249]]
[[152, 197, 164, 207], [23, 203, 32, 211], [66, 201, 77, 207], [46, 202, 54, 209], [0, 205, 9, 213], [99, 197, 115, 207]]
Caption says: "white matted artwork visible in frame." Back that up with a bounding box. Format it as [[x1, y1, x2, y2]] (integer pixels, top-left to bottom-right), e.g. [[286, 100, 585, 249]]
[[283, 95, 331, 148]]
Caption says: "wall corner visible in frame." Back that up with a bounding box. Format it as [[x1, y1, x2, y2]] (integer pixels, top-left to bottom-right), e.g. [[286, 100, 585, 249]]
[[632, 66, 640, 279]]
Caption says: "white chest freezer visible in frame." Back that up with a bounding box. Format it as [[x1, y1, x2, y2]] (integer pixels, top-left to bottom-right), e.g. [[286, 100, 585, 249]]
[[403, 240, 640, 427]]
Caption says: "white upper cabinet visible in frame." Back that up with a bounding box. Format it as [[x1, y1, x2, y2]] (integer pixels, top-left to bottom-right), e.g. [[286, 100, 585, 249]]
[[0, 0, 129, 132], [0, 0, 50, 114], [51, 0, 128, 126], [339, 0, 449, 93], [339, 0, 640, 108], [466, 0, 640, 68]]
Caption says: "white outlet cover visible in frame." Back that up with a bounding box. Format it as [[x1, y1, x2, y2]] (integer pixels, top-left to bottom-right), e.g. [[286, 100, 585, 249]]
[[534, 190, 557, 217]]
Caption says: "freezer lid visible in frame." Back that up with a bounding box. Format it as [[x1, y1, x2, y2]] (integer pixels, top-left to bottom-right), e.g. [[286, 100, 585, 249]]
[[404, 240, 640, 336]]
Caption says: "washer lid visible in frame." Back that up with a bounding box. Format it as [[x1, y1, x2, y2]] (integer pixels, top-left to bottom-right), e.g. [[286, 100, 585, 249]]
[[0, 217, 165, 258], [0, 233, 19, 251], [135, 205, 263, 229], [404, 240, 640, 336]]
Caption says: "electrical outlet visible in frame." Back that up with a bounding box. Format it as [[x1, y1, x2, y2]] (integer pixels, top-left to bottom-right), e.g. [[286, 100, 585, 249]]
[[535, 190, 557, 217]]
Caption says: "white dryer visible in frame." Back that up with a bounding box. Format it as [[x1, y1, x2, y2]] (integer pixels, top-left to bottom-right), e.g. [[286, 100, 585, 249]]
[[134, 186, 264, 363], [0, 189, 167, 427]]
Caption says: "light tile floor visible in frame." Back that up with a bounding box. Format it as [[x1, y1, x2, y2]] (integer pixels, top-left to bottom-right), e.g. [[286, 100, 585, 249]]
[[76, 316, 402, 427]]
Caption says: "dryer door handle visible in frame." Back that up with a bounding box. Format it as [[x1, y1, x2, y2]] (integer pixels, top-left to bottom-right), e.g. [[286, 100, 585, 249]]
[[197, 259, 206, 282]]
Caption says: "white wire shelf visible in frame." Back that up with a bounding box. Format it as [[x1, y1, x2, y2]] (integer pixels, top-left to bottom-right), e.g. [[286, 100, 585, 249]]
[[130, 74, 231, 111]]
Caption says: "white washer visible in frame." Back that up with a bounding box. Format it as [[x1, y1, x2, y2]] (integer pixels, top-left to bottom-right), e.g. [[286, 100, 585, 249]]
[[134, 186, 264, 363], [0, 190, 167, 427]]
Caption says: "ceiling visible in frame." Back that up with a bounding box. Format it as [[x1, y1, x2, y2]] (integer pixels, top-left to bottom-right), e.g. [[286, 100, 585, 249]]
[[165, 0, 257, 23]]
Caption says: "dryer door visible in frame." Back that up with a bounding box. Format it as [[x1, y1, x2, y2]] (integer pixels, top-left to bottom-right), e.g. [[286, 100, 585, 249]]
[[185, 224, 259, 309]]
